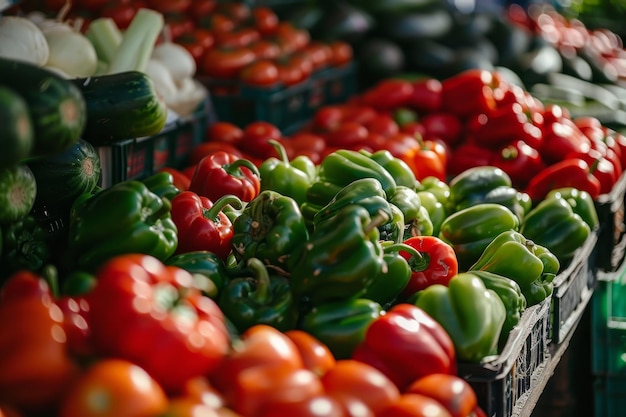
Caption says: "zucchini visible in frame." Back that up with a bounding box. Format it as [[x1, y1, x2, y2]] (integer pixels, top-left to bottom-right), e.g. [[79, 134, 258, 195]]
[[70, 71, 168, 145], [27, 139, 102, 212], [0, 57, 86, 157], [0, 85, 34, 168], [0, 164, 37, 224]]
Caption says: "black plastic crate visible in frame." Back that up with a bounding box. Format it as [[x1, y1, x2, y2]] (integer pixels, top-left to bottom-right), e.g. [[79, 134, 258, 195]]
[[457, 299, 551, 417], [550, 231, 598, 345], [201, 62, 357, 134], [594, 172, 626, 272], [97, 100, 213, 188]]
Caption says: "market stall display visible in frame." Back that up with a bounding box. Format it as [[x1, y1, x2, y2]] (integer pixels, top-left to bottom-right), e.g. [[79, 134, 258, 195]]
[[1, 1, 625, 416]]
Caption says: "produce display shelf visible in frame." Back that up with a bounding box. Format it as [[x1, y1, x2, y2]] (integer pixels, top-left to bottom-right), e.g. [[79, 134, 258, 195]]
[[549, 231, 598, 345], [200, 62, 357, 135], [96, 98, 215, 188], [593, 171, 626, 273], [457, 299, 551, 417]]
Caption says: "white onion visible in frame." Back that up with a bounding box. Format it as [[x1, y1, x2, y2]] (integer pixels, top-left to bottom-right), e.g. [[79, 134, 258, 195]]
[[145, 58, 179, 104], [44, 30, 98, 78], [151, 42, 196, 85], [0, 16, 49, 66]]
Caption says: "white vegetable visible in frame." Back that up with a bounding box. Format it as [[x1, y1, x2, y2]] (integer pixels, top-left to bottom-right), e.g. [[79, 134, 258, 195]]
[[151, 42, 196, 85], [168, 78, 207, 117], [0, 16, 49, 66], [145, 58, 179, 103], [45, 30, 98, 78]]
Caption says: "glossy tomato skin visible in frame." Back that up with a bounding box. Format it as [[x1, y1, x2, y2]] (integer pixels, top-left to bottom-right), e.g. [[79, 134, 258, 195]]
[[147, 0, 192, 14], [284, 330, 336, 377], [206, 121, 245, 145], [100, 1, 144, 29], [240, 121, 283, 160], [257, 394, 347, 417], [251, 6, 280, 36], [58, 359, 169, 417], [201, 47, 256, 79], [239, 59, 280, 88]]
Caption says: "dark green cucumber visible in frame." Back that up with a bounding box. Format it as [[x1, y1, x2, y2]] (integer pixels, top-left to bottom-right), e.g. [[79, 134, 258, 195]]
[[28, 139, 101, 211], [0, 164, 37, 224], [71, 71, 168, 145], [0, 85, 34, 168], [0, 57, 86, 157]]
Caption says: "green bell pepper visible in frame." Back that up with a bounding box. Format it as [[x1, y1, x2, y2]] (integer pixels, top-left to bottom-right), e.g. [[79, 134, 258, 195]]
[[299, 298, 383, 360], [67, 180, 178, 271], [520, 196, 591, 264], [470, 230, 560, 306], [165, 250, 230, 299], [447, 166, 513, 213], [469, 270, 527, 350], [231, 190, 309, 270], [546, 187, 599, 230], [310, 149, 397, 208], [288, 205, 387, 306], [361, 149, 418, 189], [363, 242, 420, 309], [141, 171, 181, 201], [259, 140, 316, 207], [416, 190, 446, 236], [390, 186, 433, 237], [456, 185, 532, 222], [218, 258, 298, 333], [416, 176, 451, 209], [413, 272, 506, 363], [439, 203, 520, 271]]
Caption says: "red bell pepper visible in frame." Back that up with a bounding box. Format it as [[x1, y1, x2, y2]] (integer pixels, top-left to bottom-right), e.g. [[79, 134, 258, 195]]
[[539, 105, 591, 164], [399, 236, 458, 299], [406, 77, 442, 113], [413, 139, 448, 181], [419, 112, 463, 147], [446, 142, 495, 178], [359, 78, 415, 111], [440, 69, 498, 117], [525, 158, 602, 201], [0, 271, 79, 416], [189, 150, 261, 203], [566, 148, 619, 195], [351, 303, 457, 391], [170, 191, 242, 259], [490, 139, 546, 189], [86, 254, 231, 394], [603, 127, 626, 169], [470, 102, 543, 150]]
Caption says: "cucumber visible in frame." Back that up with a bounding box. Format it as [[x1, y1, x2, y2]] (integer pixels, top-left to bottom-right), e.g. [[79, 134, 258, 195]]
[[0, 57, 86, 157], [70, 71, 168, 145], [0, 164, 37, 224], [0, 85, 34, 168], [27, 139, 101, 212]]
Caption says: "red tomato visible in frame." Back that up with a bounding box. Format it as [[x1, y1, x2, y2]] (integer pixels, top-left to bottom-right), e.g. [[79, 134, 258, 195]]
[[377, 393, 453, 417], [240, 121, 282, 160], [206, 121, 245, 145], [201, 47, 256, 79], [251, 6, 280, 36], [302, 41, 333, 71], [189, 0, 217, 22], [164, 12, 195, 40], [284, 330, 336, 377], [100, 1, 142, 29], [321, 360, 400, 416], [249, 39, 282, 60], [324, 122, 369, 149], [58, 359, 169, 417], [215, 1, 251, 23], [147, 0, 191, 14], [257, 394, 347, 417], [275, 54, 311, 87], [198, 13, 237, 34], [405, 374, 478, 417], [312, 106, 345, 132], [239, 59, 280, 87], [328, 40, 353, 67], [160, 398, 220, 417], [176, 28, 215, 66], [214, 27, 261, 48], [273, 22, 311, 54], [364, 113, 400, 138]]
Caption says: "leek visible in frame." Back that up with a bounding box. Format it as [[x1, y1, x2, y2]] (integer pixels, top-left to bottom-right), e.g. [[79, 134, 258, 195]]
[[86, 17, 122, 65]]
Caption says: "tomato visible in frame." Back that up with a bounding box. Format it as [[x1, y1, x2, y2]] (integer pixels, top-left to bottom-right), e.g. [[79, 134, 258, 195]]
[[59, 359, 168, 417], [201, 47, 256, 79], [340, 105, 377, 125], [284, 330, 336, 377], [251, 6, 280, 36], [273, 22, 311, 55], [189, 0, 217, 22], [328, 40, 353, 67], [275, 54, 311, 87], [232, 364, 324, 417], [214, 27, 261, 48], [215, 1, 251, 23], [321, 360, 400, 416], [100, 1, 142, 29], [240, 121, 283, 160], [240, 59, 280, 87], [287, 132, 327, 160], [176, 28, 215, 66], [405, 374, 478, 417], [324, 122, 369, 149], [180, 376, 226, 408], [206, 121, 245, 145], [364, 113, 400, 138], [302, 41, 333, 71], [208, 325, 304, 404], [198, 13, 237, 34], [249, 39, 282, 60], [360, 79, 414, 111], [147, 0, 191, 14], [377, 393, 453, 417], [164, 12, 195, 40], [190, 142, 243, 165], [312, 106, 345, 132], [413, 141, 447, 181], [257, 394, 347, 417]]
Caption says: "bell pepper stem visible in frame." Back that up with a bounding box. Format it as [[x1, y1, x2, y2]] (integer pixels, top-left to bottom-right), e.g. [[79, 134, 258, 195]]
[[247, 258, 271, 304], [366, 209, 391, 234], [205, 194, 243, 220], [225, 158, 261, 179], [269, 139, 290, 165]]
